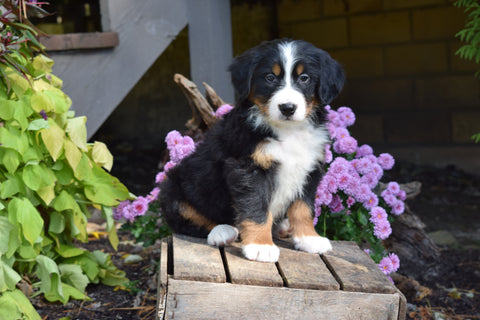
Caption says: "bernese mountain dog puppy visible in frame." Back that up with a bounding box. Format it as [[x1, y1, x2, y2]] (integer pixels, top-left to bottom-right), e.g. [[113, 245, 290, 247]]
[[160, 39, 344, 262]]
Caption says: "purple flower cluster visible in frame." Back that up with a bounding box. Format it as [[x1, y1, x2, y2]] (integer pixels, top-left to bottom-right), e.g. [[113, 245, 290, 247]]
[[315, 106, 404, 239], [113, 188, 160, 222], [115, 131, 196, 221], [378, 253, 400, 279]]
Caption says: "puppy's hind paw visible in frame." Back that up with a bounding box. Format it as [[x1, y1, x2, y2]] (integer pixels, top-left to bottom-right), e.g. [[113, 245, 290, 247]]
[[242, 244, 280, 263], [207, 225, 239, 247]]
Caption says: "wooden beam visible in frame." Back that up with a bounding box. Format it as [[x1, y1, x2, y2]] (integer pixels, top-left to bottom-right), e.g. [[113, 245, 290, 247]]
[[40, 32, 119, 51], [187, 0, 234, 104]]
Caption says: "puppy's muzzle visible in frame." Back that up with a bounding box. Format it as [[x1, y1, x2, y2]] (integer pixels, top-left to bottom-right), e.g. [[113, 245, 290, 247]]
[[279, 103, 297, 117]]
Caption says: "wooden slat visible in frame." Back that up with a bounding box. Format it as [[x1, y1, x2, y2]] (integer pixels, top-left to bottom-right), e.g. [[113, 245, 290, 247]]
[[40, 32, 119, 51], [156, 238, 169, 320], [172, 234, 226, 283], [165, 279, 401, 320], [276, 241, 340, 290], [223, 243, 283, 287], [322, 241, 397, 294]]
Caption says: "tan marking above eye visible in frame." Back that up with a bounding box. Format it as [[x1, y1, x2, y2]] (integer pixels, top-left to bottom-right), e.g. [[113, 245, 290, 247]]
[[296, 64, 304, 76], [272, 63, 281, 76]]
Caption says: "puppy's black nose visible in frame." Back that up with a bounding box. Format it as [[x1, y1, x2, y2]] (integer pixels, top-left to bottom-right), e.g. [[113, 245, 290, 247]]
[[279, 103, 297, 117]]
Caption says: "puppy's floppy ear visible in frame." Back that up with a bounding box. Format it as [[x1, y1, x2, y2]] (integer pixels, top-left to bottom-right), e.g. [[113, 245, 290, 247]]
[[316, 50, 345, 106], [229, 49, 259, 102]]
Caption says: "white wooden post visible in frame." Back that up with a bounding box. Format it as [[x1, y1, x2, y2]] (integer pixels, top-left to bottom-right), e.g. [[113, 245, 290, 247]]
[[187, 0, 234, 104]]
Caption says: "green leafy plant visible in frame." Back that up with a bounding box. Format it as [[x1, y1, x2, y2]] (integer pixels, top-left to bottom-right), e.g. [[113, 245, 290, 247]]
[[1, 1, 131, 318], [454, 0, 480, 142]]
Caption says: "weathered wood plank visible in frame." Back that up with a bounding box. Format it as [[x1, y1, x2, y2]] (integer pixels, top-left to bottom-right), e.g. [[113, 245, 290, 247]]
[[223, 243, 283, 287], [165, 279, 401, 320], [276, 241, 340, 290], [322, 241, 397, 294], [156, 238, 169, 320], [40, 32, 119, 51], [172, 234, 226, 283]]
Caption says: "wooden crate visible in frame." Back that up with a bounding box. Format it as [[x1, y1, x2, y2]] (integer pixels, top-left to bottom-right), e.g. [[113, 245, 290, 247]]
[[157, 234, 406, 320]]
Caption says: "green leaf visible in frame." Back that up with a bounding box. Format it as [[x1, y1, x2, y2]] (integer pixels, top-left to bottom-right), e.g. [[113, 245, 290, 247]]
[[102, 207, 119, 250], [59, 264, 89, 293], [30, 91, 54, 113], [91, 141, 113, 171], [63, 254, 100, 282], [0, 289, 42, 320], [8, 197, 44, 246], [0, 217, 13, 255], [64, 138, 82, 171], [52, 160, 74, 185], [28, 118, 49, 131], [48, 211, 65, 234], [0, 258, 22, 292], [91, 250, 128, 287], [53, 190, 82, 213], [35, 255, 64, 303], [73, 153, 93, 181], [37, 184, 55, 205], [65, 210, 88, 242], [13, 99, 32, 131], [2, 149, 20, 174], [22, 163, 57, 191], [44, 90, 71, 114], [84, 166, 130, 207], [0, 126, 29, 154], [55, 245, 85, 258], [357, 211, 368, 226], [66, 117, 87, 151], [0, 173, 24, 199], [40, 119, 65, 161], [61, 282, 90, 302], [0, 100, 15, 120]]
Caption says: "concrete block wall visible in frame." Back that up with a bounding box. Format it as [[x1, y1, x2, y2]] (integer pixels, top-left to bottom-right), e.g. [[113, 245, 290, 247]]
[[275, 0, 480, 172], [277, 0, 480, 148]]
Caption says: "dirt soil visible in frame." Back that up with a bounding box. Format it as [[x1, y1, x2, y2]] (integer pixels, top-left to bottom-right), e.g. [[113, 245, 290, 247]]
[[33, 143, 480, 320]]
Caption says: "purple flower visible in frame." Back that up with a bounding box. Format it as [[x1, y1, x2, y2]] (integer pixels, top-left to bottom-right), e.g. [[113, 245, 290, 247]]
[[324, 144, 333, 163], [155, 171, 167, 184], [369, 206, 387, 224], [346, 196, 355, 208], [114, 201, 130, 220], [132, 196, 149, 216], [377, 153, 395, 170], [215, 104, 234, 118], [373, 219, 392, 240], [388, 253, 400, 272], [356, 144, 373, 158], [163, 161, 176, 172], [387, 181, 401, 195], [329, 195, 344, 213], [363, 192, 379, 210], [381, 190, 397, 207], [333, 136, 358, 155], [378, 256, 394, 275], [337, 106, 356, 127], [391, 200, 405, 215], [165, 130, 183, 150], [39, 110, 48, 120], [147, 187, 160, 202]]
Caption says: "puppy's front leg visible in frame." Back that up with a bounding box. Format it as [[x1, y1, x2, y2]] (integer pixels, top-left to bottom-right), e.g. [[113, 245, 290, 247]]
[[239, 212, 280, 263], [287, 200, 332, 254]]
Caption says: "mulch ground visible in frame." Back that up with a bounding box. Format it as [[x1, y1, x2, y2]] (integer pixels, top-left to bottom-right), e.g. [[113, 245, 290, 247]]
[[33, 143, 480, 319]]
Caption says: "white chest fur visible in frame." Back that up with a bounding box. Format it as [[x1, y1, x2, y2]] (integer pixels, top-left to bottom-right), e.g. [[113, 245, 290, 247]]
[[264, 124, 328, 220]]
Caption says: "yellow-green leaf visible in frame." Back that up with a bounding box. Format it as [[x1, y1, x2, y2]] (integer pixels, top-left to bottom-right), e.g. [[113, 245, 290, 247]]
[[4, 68, 31, 97], [66, 117, 87, 151], [84, 166, 130, 206], [40, 120, 65, 161], [32, 54, 54, 73], [0, 289, 41, 320], [31, 91, 53, 113], [91, 141, 113, 171], [8, 198, 43, 246], [0, 100, 15, 120], [37, 184, 55, 205], [64, 138, 82, 171], [2, 149, 20, 174]]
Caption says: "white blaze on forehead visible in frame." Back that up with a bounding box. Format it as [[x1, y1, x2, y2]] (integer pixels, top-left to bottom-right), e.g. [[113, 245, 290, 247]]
[[268, 41, 306, 122], [279, 41, 297, 87]]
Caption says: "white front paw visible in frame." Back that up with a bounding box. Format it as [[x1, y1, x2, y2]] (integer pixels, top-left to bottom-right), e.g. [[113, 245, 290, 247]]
[[207, 225, 238, 247], [242, 244, 280, 263], [293, 236, 332, 254]]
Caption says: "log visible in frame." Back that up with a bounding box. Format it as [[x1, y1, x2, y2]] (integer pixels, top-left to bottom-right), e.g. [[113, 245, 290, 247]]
[[203, 82, 226, 110], [173, 73, 217, 130]]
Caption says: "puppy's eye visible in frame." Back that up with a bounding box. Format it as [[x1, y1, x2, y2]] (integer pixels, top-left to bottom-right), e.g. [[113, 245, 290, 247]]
[[265, 73, 276, 83], [299, 74, 310, 83]]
